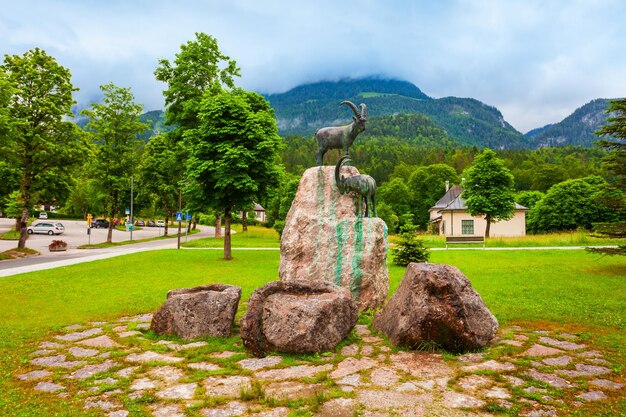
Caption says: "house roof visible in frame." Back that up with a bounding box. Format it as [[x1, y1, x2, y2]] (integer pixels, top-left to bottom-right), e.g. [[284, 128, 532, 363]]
[[430, 185, 528, 212]]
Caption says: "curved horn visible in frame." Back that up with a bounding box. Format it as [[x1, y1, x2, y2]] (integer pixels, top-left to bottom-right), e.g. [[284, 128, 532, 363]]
[[340, 101, 360, 118], [360, 103, 367, 118]]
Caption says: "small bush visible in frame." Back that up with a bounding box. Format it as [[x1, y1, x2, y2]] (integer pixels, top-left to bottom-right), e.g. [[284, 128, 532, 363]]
[[273, 220, 285, 237], [392, 225, 430, 266]]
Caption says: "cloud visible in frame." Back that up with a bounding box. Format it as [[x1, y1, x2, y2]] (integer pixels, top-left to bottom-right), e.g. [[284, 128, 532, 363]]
[[2, 0, 626, 132]]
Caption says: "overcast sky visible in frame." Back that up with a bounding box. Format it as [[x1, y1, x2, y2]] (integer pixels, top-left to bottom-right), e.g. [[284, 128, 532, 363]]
[[2, 0, 625, 133]]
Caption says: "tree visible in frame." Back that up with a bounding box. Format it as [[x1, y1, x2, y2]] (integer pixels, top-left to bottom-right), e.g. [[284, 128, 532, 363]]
[[81, 83, 148, 243], [154, 32, 240, 130], [137, 134, 185, 237], [391, 220, 430, 266], [516, 190, 545, 211], [1, 48, 87, 248], [155, 33, 241, 236], [377, 178, 412, 226], [587, 98, 626, 256], [527, 176, 616, 233], [407, 163, 459, 228], [185, 88, 283, 260], [462, 149, 515, 238]]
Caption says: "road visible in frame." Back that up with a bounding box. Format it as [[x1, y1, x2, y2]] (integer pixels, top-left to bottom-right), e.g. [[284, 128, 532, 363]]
[[0, 217, 217, 277]]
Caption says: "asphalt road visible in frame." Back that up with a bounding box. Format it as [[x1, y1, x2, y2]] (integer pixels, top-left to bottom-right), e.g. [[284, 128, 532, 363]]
[[0, 217, 216, 276]]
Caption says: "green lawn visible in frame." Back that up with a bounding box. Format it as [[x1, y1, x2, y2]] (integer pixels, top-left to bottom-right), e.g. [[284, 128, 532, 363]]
[[0, 249, 624, 415], [183, 225, 281, 248]]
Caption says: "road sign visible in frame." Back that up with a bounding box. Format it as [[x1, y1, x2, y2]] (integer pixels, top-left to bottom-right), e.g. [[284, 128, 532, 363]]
[[186, 212, 192, 221], [125, 208, 130, 215], [176, 211, 183, 222]]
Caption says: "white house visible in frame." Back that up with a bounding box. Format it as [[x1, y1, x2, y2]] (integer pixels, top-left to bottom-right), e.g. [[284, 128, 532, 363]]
[[429, 185, 528, 237]]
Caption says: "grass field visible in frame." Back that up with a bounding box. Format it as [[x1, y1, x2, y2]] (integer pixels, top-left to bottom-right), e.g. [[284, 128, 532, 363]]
[[186, 226, 623, 249], [0, 248, 624, 415], [183, 224, 281, 248]]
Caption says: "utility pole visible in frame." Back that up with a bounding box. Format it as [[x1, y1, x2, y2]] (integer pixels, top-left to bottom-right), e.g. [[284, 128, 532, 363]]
[[130, 175, 134, 241], [177, 186, 182, 249]]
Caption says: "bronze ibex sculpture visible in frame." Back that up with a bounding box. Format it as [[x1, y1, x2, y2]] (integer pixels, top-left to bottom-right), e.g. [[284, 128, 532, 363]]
[[335, 155, 377, 218], [315, 101, 367, 166]]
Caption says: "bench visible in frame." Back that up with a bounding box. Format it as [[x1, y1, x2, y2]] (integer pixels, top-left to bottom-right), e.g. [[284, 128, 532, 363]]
[[445, 236, 485, 249]]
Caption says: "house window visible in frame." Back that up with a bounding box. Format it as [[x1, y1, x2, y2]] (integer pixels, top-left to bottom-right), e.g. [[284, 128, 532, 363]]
[[461, 220, 474, 235]]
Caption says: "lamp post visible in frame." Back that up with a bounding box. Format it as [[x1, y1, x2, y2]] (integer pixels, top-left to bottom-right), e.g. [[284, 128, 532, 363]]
[[130, 175, 134, 241], [177, 186, 182, 249]]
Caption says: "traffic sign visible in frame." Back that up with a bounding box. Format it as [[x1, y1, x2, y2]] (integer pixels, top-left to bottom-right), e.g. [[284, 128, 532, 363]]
[[176, 211, 183, 222], [186, 212, 192, 221], [125, 208, 130, 215]]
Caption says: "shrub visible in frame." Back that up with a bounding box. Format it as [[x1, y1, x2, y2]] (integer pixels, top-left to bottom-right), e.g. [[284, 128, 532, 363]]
[[392, 223, 430, 266], [48, 240, 68, 251], [273, 220, 285, 237]]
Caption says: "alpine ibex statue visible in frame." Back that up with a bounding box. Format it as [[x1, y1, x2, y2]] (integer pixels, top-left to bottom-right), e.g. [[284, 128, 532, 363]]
[[335, 155, 377, 218], [315, 101, 367, 166]]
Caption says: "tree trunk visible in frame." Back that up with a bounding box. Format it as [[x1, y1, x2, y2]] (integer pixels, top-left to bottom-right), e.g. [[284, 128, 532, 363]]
[[215, 213, 222, 238], [164, 215, 169, 236], [224, 209, 232, 260], [17, 206, 29, 249], [192, 216, 197, 231], [107, 220, 114, 243], [484, 214, 491, 238], [17, 174, 32, 249], [242, 211, 248, 232]]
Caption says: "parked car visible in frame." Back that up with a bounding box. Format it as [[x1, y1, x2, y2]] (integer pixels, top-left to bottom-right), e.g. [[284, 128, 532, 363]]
[[27, 222, 65, 235], [156, 220, 165, 227], [146, 220, 156, 227], [91, 219, 110, 229], [39, 212, 48, 219], [135, 220, 145, 227]]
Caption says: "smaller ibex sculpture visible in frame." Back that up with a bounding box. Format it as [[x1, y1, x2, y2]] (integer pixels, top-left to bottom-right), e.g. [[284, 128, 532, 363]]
[[315, 101, 367, 166], [335, 155, 377, 218]]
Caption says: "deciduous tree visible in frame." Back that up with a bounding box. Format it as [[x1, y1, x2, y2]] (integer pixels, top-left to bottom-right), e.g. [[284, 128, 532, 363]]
[[137, 134, 184, 236], [1, 48, 87, 248], [527, 176, 616, 233], [81, 83, 147, 242], [462, 149, 515, 238], [154, 32, 240, 130], [184, 88, 283, 260]]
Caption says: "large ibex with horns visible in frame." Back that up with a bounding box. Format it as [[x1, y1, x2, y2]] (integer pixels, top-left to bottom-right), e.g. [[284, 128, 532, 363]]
[[315, 101, 367, 166]]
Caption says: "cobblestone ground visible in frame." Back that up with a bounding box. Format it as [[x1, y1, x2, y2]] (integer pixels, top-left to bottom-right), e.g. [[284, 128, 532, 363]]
[[15, 314, 624, 416]]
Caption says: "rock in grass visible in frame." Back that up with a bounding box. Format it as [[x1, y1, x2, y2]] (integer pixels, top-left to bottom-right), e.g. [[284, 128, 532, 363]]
[[151, 284, 241, 340], [373, 263, 498, 353], [240, 280, 358, 357]]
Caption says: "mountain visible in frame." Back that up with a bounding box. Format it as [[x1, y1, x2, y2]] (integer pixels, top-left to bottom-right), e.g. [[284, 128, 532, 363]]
[[524, 99, 612, 148], [264, 77, 527, 149]]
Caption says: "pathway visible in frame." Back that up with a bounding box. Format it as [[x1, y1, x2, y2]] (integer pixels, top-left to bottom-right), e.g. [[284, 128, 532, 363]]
[[16, 314, 624, 416]]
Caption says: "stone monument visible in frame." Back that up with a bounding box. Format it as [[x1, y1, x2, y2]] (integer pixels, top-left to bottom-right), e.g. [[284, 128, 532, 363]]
[[278, 160, 389, 311]]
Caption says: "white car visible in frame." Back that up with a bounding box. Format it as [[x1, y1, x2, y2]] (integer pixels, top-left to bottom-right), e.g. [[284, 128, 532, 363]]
[[27, 222, 65, 235], [156, 220, 165, 227], [39, 212, 48, 219]]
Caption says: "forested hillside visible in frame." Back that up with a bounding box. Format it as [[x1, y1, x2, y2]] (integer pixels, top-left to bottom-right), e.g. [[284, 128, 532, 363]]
[[525, 99, 613, 148], [265, 77, 527, 149]]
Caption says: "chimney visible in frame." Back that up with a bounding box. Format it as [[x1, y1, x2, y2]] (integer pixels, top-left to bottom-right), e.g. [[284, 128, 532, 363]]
[[445, 180, 450, 192]]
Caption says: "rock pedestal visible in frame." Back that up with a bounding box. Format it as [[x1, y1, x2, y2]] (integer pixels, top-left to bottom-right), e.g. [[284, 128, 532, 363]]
[[279, 166, 389, 311], [151, 284, 241, 340], [240, 280, 358, 357], [373, 263, 498, 353]]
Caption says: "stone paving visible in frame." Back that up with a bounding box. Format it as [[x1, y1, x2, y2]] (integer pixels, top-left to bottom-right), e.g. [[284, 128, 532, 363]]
[[15, 315, 625, 416]]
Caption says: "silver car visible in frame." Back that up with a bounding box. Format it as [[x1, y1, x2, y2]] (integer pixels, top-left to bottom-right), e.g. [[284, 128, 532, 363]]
[[27, 222, 65, 235]]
